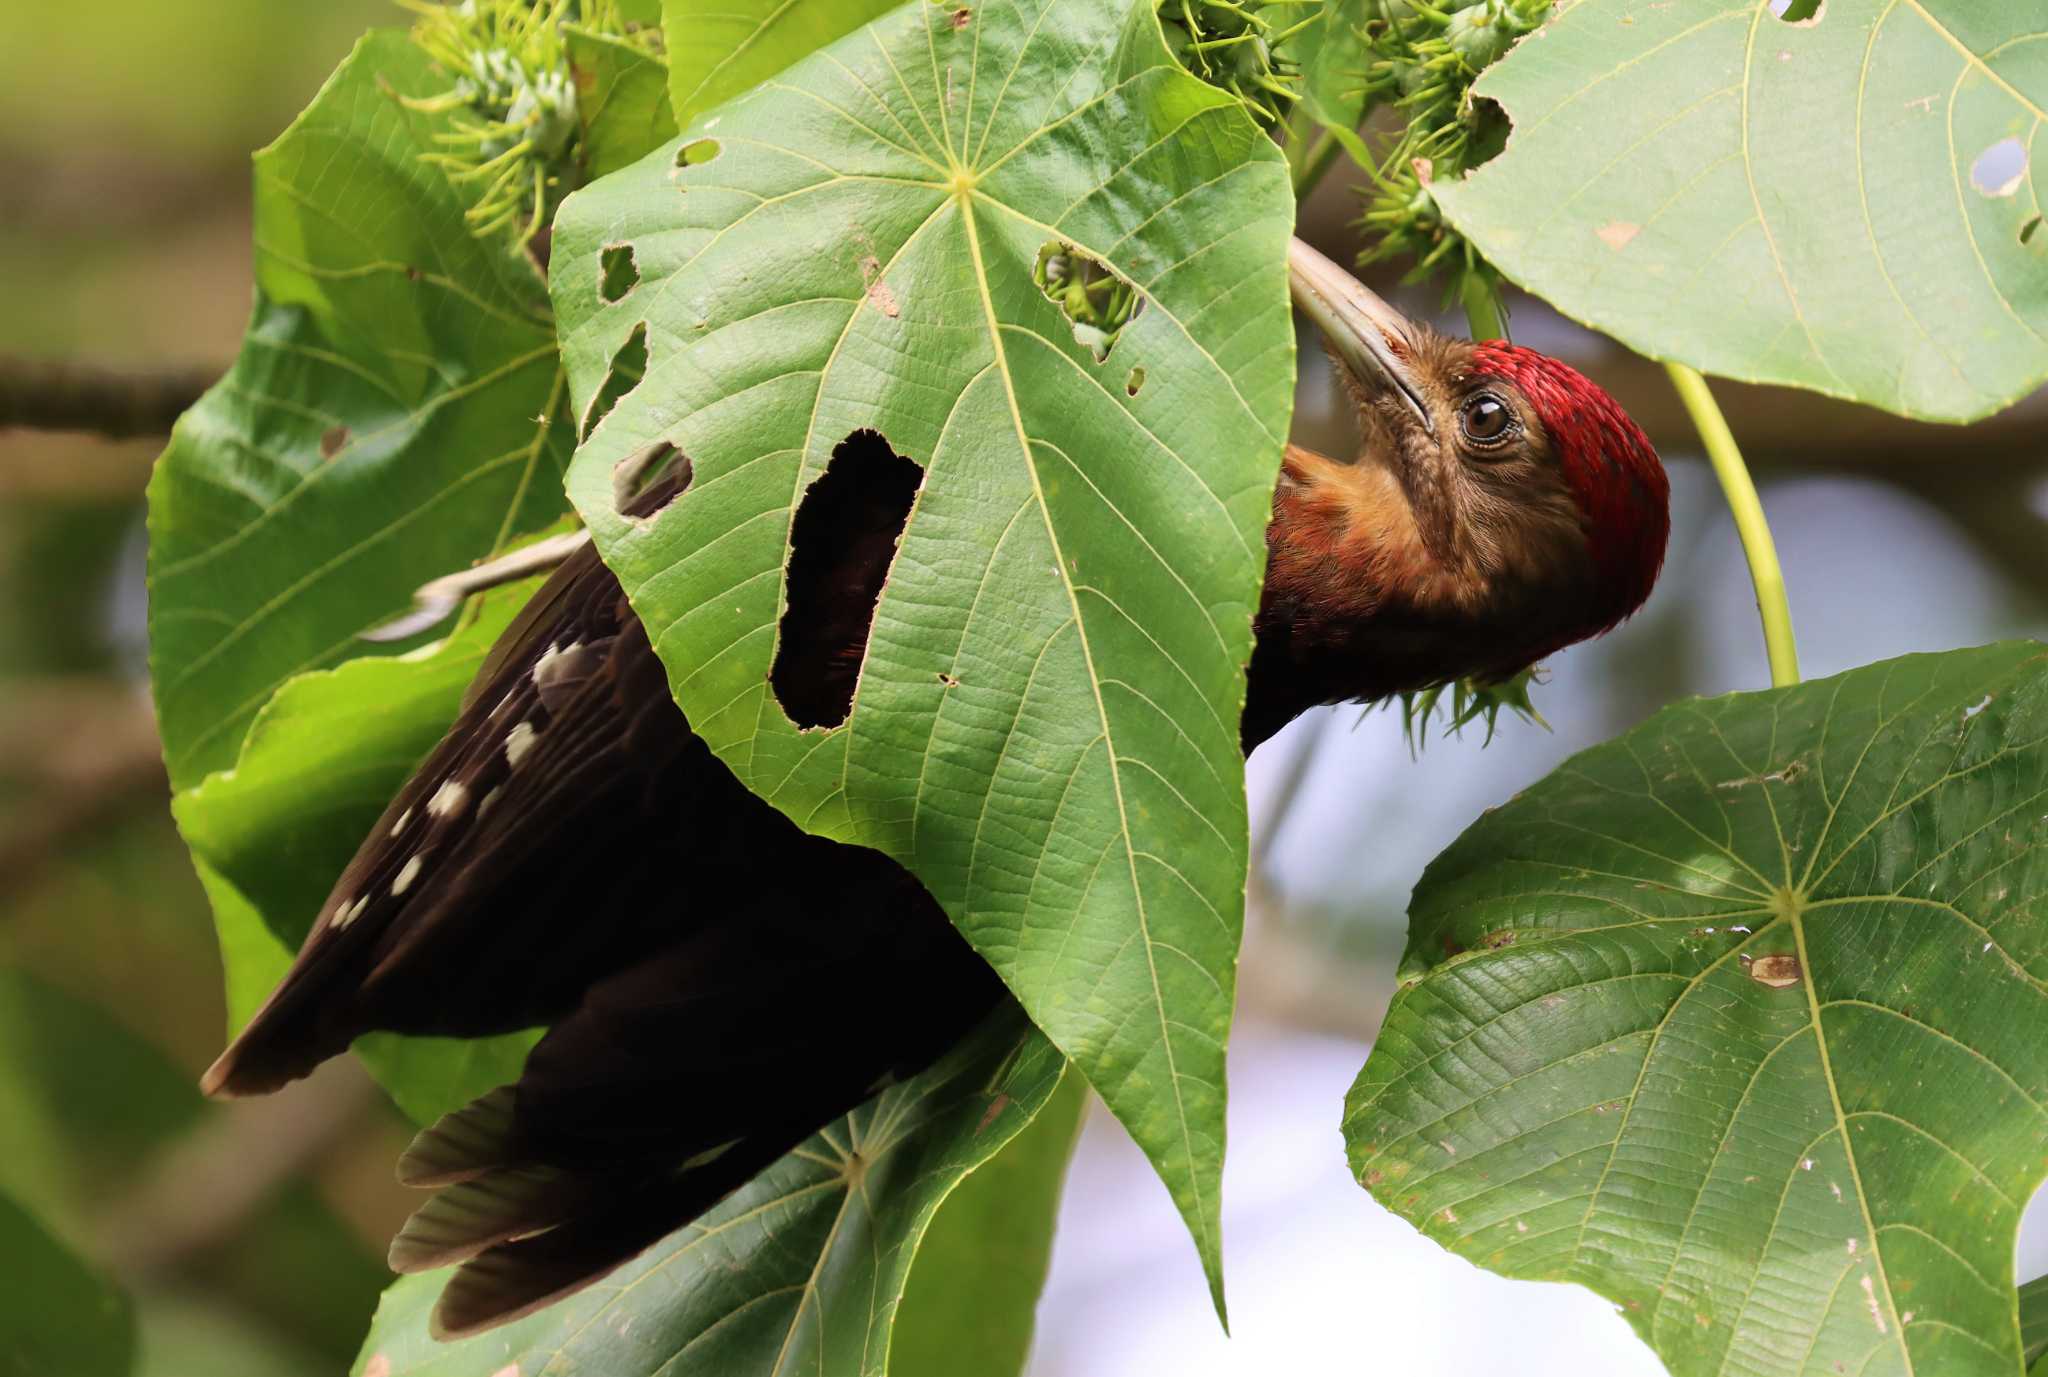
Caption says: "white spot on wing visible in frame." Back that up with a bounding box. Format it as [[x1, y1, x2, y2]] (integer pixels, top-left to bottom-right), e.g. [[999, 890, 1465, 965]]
[[331, 894, 370, 930], [428, 780, 470, 819], [505, 721, 539, 768], [532, 640, 589, 698], [390, 807, 412, 837], [392, 855, 424, 896]]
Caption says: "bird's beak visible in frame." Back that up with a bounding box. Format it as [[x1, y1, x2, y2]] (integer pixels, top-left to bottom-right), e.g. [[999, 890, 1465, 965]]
[[1286, 237, 1435, 438]]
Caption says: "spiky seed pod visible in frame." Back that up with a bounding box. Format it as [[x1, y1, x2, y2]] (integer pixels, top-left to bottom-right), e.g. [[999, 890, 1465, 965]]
[[1352, 0, 1559, 286], [1155, 0, 1321, 127], [400, 0, 661, 261], [1389, 664, 1547, 753], [1445, 3, 1522, 66]]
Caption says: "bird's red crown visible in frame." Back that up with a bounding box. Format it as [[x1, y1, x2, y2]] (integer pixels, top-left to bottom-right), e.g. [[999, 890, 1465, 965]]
[[1471, 340, 1670, 631]]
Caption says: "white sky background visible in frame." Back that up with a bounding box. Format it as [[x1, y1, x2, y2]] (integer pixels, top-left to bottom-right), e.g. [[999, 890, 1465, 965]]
[[1025, 341, 2048, 1374]]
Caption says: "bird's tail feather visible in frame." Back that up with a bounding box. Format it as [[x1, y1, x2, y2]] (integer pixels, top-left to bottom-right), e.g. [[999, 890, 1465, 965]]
[[396, 1085, 519, 1187], [395, 1093, 799, 1339], [388, 1162, 591, 1274]]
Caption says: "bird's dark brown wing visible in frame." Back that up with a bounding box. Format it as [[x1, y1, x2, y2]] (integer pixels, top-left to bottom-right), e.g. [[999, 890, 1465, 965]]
[[199, 452, 1008, 1336], [389, 843, 1001, 1337], [201, 477, 707, 1096]]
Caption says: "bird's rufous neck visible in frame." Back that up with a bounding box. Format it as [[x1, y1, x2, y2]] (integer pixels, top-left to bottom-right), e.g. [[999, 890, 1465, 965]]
[[1262, 445, 1477, 626], [1242, 446, 1466, 750]]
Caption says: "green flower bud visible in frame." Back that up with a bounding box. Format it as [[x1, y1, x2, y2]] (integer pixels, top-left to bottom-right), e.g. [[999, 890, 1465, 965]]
[[1352, 0, 1563, 293], [1155, 0, 1313, 126], [1445, 6, 1516, 66], [402, 0, 659, 260]]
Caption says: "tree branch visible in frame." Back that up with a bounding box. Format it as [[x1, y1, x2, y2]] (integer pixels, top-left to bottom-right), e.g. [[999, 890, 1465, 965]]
[[0, 355, 217, 439]]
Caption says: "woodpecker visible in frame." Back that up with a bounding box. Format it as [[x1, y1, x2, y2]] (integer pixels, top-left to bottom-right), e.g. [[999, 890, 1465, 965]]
[[199, 239, 1669, 1337]]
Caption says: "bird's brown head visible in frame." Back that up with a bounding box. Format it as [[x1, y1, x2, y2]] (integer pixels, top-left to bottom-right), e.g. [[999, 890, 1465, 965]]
[[1243, 240, 1670, 747]]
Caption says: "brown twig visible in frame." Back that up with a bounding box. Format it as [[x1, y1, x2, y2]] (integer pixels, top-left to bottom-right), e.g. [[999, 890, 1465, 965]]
[[0, 355, 218, 439]]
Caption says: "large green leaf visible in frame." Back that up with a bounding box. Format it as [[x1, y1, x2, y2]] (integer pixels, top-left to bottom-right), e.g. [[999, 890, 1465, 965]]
[[353, 1016, 1069, 1376], [550, 0, 1294, 1305], [891, 1070, 1086, 1377], [0, 1194, 133, 1377], [1435, 0, 2048, 423], [663, 0, 904, 129], [147, 30, 576, 794], [1346, 643, 2048, 1376], [173, 580, 548, 1123]]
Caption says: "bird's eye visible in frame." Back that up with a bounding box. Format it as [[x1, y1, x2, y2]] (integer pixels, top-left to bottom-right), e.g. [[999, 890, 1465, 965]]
[[1459, 393, 1515, 447]]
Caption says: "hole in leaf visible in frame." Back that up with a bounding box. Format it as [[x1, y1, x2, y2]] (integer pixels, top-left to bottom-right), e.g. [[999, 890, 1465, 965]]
[[600, 243, 640, 303], [2023, 214, 2043, 246], [1034, 241, 1144, 363], [614, 441, 686, 520], [951, 6, 972, 27], [582, 322, 647, 440], [1126, 366, 1146, 396], [1971, 137, 2028, 197], [1769, 0, 1823, 23], [675, 138, 720, 170], [770, 430, 923, 730]]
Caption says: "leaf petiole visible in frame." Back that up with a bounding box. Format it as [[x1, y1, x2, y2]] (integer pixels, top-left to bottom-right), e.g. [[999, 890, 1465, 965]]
[[1458, 271, 1507, 343], [1665, 362, 1799, 687], [1290, 127, 1340, 200]]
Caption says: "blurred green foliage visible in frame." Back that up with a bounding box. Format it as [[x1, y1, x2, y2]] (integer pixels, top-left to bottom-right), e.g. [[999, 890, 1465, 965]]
[[0, 1192, 133, 1377], [0, 0, 389, 362], [0, 2, 391, 164], [0, 3, 414, 1373]]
